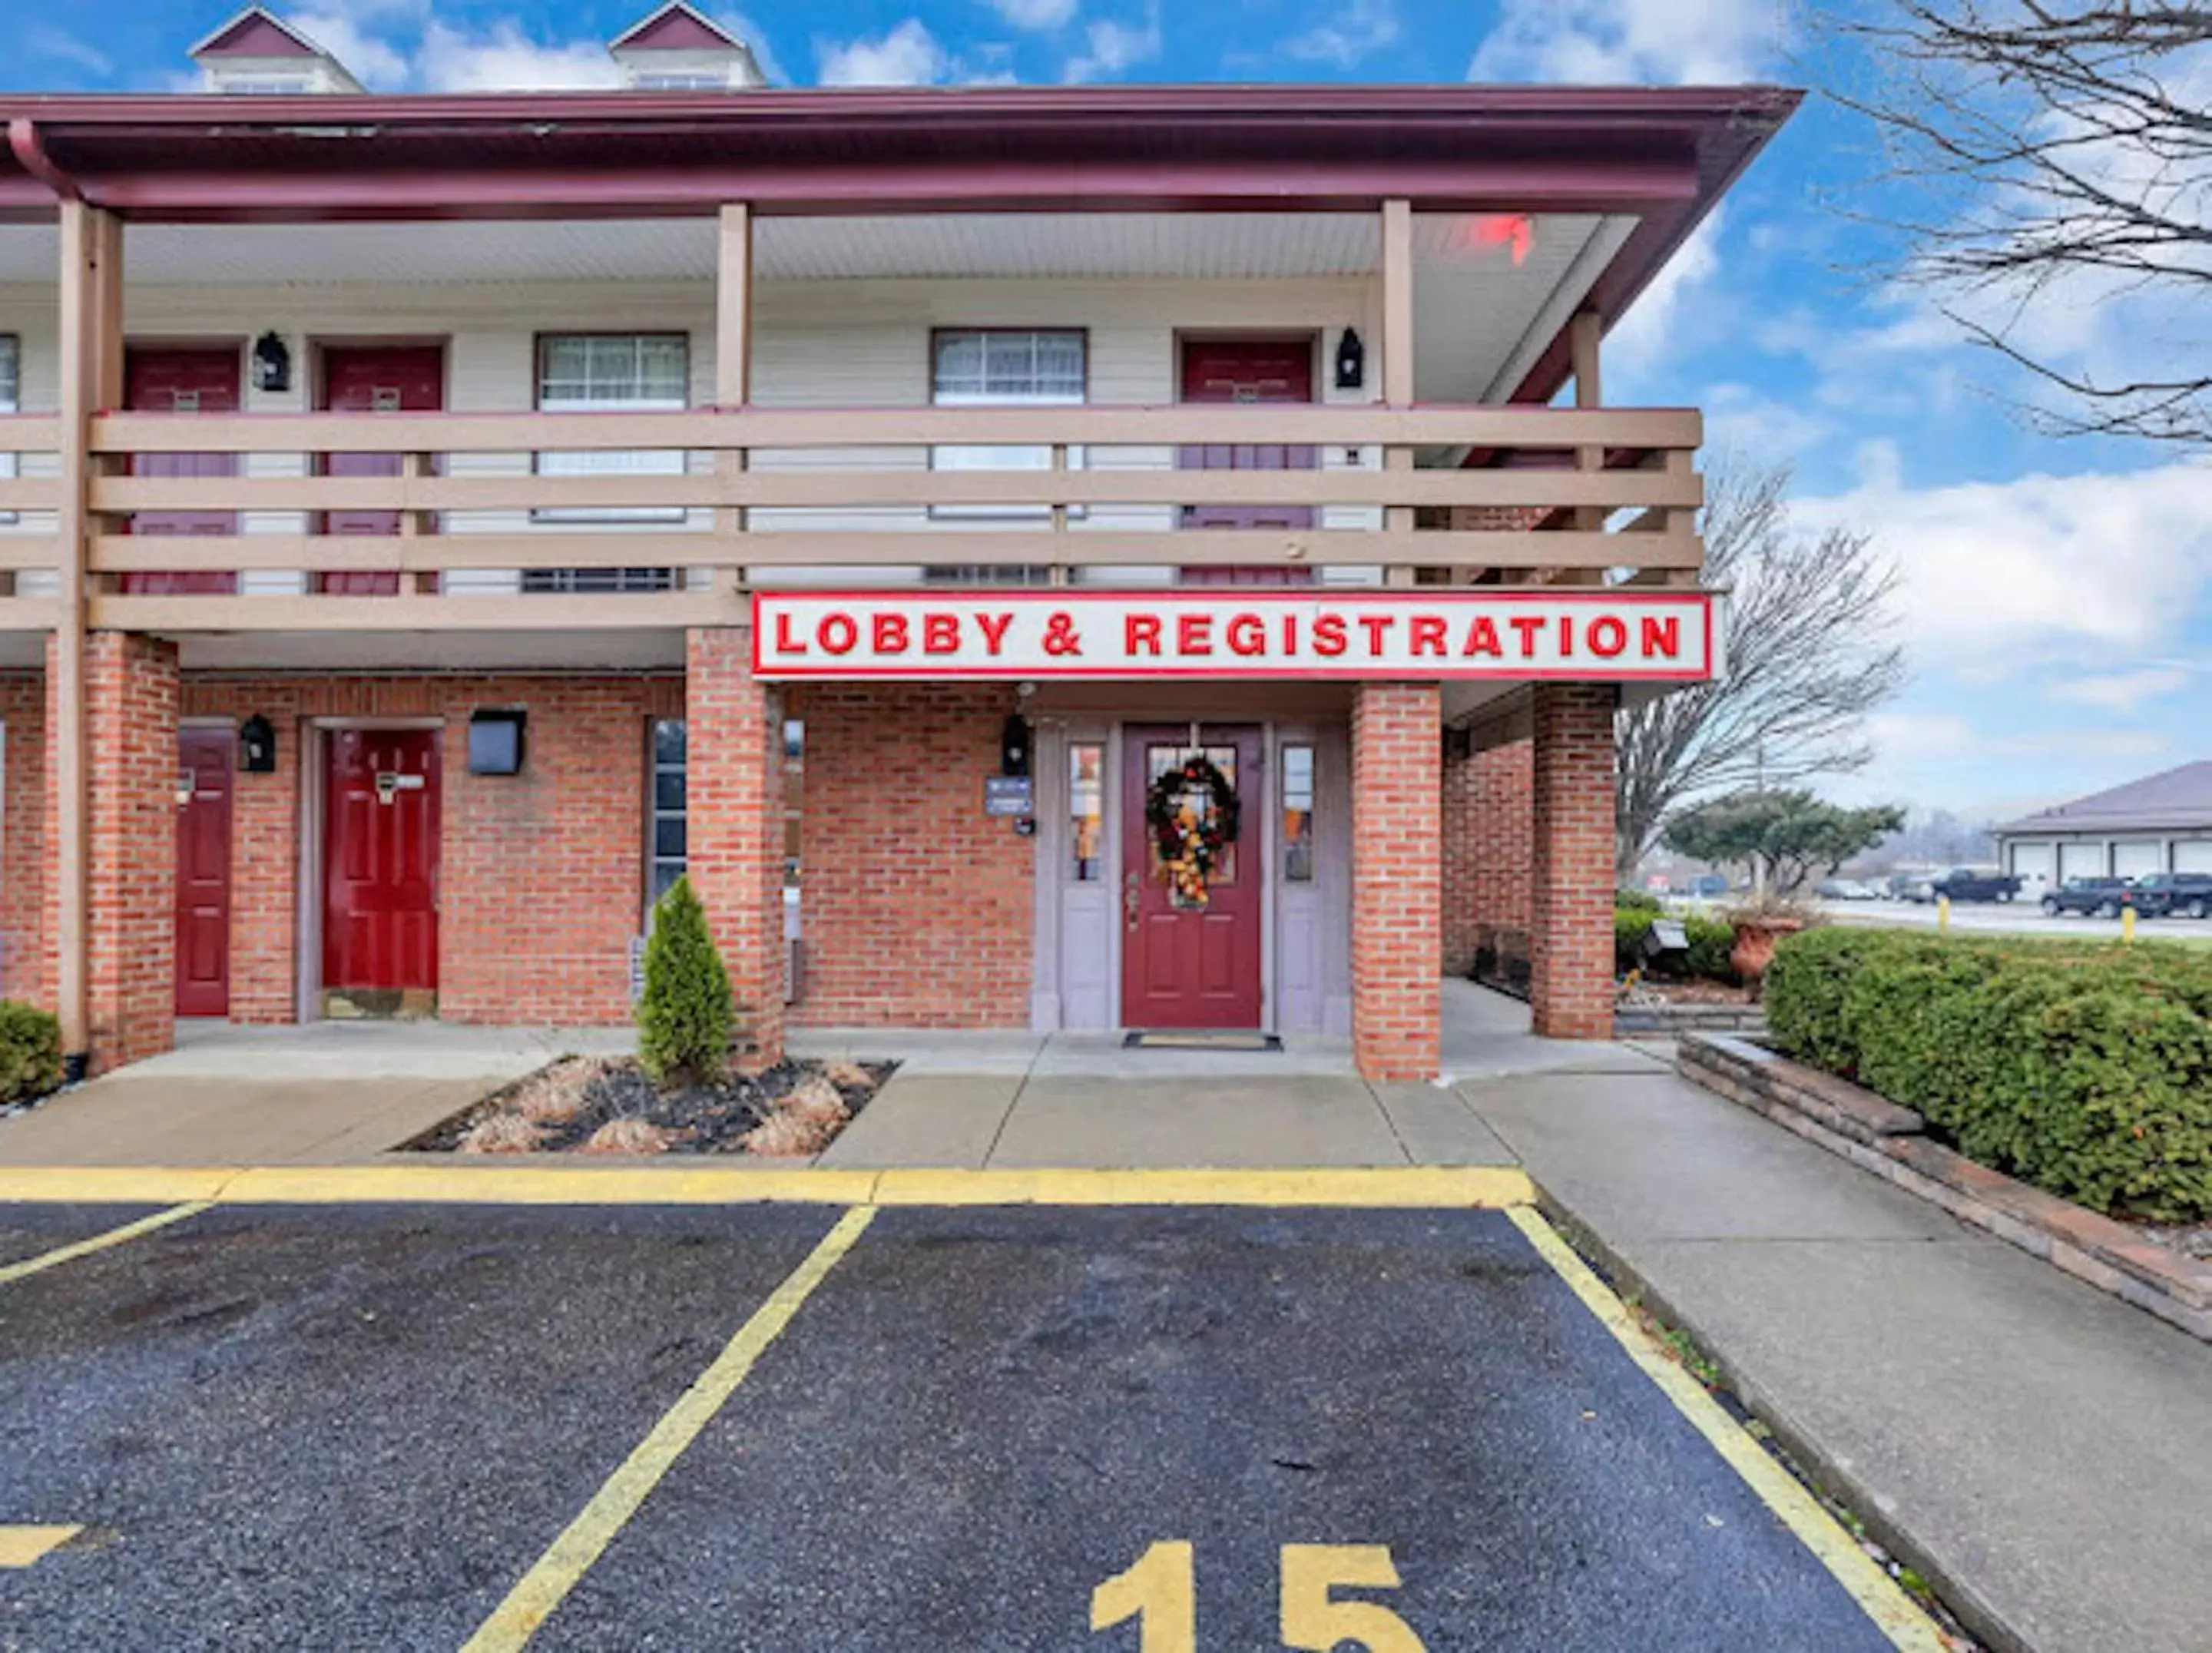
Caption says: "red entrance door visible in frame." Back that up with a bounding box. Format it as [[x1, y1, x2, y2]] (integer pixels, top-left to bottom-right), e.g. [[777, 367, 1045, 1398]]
[[1178, 339, 1318, 574], [123, 346, 241, 593], [317, 344, 445, 595], [1121, 724, 1264, 1029], [175, 727, 233, 1018], [323, 729, 440, 998]]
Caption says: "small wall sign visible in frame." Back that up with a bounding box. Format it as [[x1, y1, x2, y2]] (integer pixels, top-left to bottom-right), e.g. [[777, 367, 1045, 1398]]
[[984, 776, 1035, 817]]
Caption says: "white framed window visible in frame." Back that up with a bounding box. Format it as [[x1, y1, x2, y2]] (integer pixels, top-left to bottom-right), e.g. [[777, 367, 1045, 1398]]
[[0, 335, 17, 527], [535, 333, 689, 526], [648, 717, 687, 909], [930, 329, 1085, 525]]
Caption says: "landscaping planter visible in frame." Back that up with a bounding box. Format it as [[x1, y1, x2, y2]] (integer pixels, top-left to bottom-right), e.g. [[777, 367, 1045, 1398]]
[[1677, 1032, 2212, 1342]]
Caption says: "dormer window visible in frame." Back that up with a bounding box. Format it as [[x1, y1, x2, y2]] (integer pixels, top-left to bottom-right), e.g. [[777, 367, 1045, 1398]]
[[609, 2, 766, 91], [190, 6, 362, 94]]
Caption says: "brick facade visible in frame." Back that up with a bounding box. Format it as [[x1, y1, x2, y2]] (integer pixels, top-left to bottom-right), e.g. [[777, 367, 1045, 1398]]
[[180, 672, 684, 1028], [1442, 735, 1535, 977], [786, 681, 1032, 1029], [0, 674, 49, 1009], [1530, 683, 1617, 1039], [684, 629, 786, 1062], [1350, 681, 1441, 1081], [82, 634, 180, 1072]]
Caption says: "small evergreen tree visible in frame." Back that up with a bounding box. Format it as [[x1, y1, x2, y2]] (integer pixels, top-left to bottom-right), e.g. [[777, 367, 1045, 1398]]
[[637, 876, 733, 1087]]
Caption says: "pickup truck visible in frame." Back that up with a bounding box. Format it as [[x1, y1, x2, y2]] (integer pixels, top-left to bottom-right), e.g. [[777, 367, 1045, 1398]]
[[1916, 867, 2022, 904]]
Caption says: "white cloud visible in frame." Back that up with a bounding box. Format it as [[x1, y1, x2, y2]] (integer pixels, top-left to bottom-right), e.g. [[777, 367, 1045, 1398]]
[[1601, 207, 1723, 391], [1468, 0, 1782, 84], [287, 6, 416, 87], [818, 18, 949, 86], [416, 18, 622, 91], [1283, 0, 1400, 68], [1795, 461, 2212, 664], [1062, 9, 1160, 83], [989, 0, 1078, 30], [2046, 665, 2199, 714], [23, 25, 112, 75]]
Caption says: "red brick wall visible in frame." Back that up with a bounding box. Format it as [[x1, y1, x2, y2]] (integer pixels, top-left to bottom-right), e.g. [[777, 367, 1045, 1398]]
[[1442, 736, 1535, 976], [1530, 683, 1616, 1039], [1350, 681, 1440, 1081], [0, 674, 48, 1009], [84, 634, 179, 1072], [786, 681, 1032, 1029], [684, 630, 786, 1059], [180, 673, 682, 1028]]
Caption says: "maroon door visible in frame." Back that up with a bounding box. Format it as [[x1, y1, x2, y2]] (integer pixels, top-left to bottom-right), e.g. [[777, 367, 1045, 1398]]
[[1177, 339, 1319, 568], [323, 729, 440, 996], [174, 727, 233, 1018], [316, 344, 445, 595], [1121, 724, 1264, 1029], [123, 347, 241, 593]]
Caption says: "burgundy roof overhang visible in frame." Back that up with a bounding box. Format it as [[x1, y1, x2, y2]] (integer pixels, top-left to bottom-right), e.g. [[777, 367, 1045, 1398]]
[[0, 82, 1800, 402]]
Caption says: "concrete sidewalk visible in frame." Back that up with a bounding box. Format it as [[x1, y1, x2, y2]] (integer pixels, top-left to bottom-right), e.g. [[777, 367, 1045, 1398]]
[[1458, 1065, 2212, 1653]]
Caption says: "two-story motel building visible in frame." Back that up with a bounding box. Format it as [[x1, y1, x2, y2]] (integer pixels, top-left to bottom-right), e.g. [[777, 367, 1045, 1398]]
[[0, 6, 1796, 1082]]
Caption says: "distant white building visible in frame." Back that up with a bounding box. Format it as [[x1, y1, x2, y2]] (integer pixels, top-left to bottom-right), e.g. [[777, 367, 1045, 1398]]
[[1995, 762, 2212, 887]]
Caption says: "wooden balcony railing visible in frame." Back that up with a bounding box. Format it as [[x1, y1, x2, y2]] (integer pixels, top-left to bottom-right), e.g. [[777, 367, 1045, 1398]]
[[2, 405, 1704, 631]]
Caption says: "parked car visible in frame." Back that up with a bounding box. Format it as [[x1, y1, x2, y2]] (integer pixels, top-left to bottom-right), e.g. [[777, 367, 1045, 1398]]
[[2128, 871, 2212, 919], [1886, 873, 1932, 902], [1916, 867, 2022, 903], [2041, 876, 2137, 918], [1686, 873, 1730, 899], [1817, 879, 1879, 901]]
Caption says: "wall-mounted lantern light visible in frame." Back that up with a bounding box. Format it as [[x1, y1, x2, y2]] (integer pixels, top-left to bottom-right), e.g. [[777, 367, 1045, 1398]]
[[469, 709, 528, 776], [1333, 327, 1366, 392], [250, 331, 292, 395], [1000, 712, 1032, 779], [239, 714, 277, 774]]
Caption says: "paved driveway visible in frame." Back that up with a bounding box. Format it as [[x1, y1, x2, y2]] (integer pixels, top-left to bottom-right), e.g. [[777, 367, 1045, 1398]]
[[0, 1198, 1918, 1651]]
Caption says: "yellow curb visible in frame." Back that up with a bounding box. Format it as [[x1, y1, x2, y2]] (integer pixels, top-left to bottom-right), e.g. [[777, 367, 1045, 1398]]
[[0, 1526, 84, 1569], [0, 1164, 1534, 1210], [1506, 1206, 1950, 1653], [871, 1166, 1535, 1208]]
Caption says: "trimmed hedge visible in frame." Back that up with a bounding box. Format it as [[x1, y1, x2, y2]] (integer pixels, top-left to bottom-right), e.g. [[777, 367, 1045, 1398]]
[[1765, 926, 2212, 1221], [1614, 905, 1740, 986], [0, 1001, 63, 1105]]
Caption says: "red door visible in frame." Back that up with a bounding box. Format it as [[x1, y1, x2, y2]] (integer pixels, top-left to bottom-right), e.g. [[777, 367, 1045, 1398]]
[[174, 727, 233, 1018], [317, 345, 445, 595], [124, 347, 241, 593], [323, 729, 440, 997], [1178, 339, 1318, 575], [1121, 724, 1264, 1029]]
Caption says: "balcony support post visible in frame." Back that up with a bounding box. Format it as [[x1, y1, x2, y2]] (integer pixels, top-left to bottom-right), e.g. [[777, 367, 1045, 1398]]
[[714, 202, 753, 595], [1381, 197, 1416, 587], [51, 198, 123, 1070], [1561, 306, 1608, 585]]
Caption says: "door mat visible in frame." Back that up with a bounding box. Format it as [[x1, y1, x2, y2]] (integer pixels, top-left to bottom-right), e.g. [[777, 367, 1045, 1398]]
[[1121, 1030, 1283, 1052]]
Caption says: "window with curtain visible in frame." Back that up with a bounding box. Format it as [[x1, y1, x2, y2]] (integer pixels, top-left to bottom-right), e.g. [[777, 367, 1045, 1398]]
[[0, 336, 16, 527], [535, 333, 689, 529], [929, 330, 1085, 536]]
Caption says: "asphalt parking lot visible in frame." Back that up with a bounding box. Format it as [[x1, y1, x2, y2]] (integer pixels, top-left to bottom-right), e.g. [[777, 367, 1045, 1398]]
[[0, 1199, 1922, 1651]]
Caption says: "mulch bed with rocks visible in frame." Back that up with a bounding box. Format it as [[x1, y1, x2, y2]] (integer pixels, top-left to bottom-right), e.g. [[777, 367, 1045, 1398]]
[[403, 1055, 896, 1158]]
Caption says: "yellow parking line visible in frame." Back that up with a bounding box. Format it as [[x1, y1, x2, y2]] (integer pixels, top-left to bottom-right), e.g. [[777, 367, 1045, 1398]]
[[0, 1202, 211, 1288], [461, 1204, 877, 1653], [0, 1164, 1534, 1211], [0, 1526, 83, 1568], [1506, 1207, 1949, 1653]]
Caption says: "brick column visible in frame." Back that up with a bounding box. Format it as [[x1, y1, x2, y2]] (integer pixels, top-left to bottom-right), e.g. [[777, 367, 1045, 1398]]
[[1350, 681, 1441, 1081], [1530, 683, 1616, 1039], [75, 633, 179, 1072], [685, 628, 785, 1065]]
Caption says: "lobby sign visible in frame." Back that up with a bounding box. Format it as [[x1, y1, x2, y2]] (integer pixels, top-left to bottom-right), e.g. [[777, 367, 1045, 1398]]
[[753, 590, 1715, 681]]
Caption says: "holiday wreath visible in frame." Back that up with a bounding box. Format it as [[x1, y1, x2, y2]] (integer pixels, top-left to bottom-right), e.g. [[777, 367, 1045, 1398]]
[[1145, 754, 1242, 906]]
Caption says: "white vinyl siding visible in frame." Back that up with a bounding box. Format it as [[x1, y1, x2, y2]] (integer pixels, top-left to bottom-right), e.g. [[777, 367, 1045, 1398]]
[[0, 334, 15, 526]]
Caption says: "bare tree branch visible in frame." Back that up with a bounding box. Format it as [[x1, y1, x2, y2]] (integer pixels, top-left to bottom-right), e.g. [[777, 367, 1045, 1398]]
[[1827, 0, 2212, 446], [1614, 455, 1906, 879]]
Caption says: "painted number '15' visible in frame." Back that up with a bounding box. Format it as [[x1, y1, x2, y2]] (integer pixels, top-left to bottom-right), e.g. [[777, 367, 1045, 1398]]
[[1090, 1540, 1425, 1652]]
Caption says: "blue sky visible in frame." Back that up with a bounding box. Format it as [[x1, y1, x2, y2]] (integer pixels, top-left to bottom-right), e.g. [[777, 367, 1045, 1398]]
[[11, 0, 2210, 823]]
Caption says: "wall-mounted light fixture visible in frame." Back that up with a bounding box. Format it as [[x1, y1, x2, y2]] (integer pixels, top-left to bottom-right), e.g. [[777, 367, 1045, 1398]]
[[239, 714, 277, 774], [250, 331, 292, 395], [1000, 712, 1032, 779], [468, 709, 527, 776], [1333, 327, 1366, 392]]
